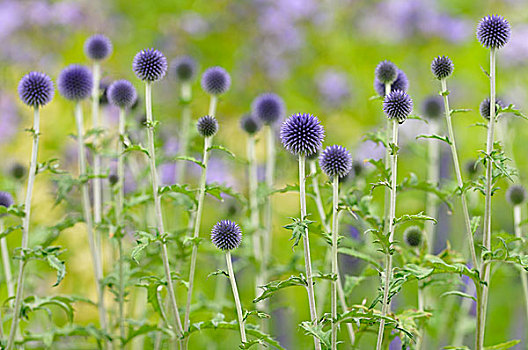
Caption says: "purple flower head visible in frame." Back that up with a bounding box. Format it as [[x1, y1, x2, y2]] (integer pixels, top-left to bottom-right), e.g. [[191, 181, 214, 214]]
[[375, 60, 398, 84], [211, 219, 242, 251], [383, 90, 413, 123], [133, 48, 168, 82], [84, 34, 112, 61], [404, 226, 423, 247], [197, 115, 218, 137], [171, 56, 198, 82], [18, 72, 54, 107], [58, 65, 93, 101], [0, 191, 14, 208], [252, 93, 285, 125], [479, 97, 506, 120], [107, 80, 137, 109], [431, 56, 454, 80], [201, 66, 231, 95], [422, 95, 443, 120], [240, 114, 261, 135], [319, 145, 353, 179], [9, 162, 26, 180], [374, 69, 408, 96], [506, 184, 527, 206], [316, 70, 350, 107], [280, 113, 325, 156], [477, 15, 511, 49]]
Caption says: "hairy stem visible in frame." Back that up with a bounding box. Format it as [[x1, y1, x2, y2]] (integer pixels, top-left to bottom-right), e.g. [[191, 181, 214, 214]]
[[376, 119, 398, 350], [298, 154, 321, 350], [91, 62, 103, 258], [226, 252, 247, 344], [0, 220, 14, 299], [513, 205, 528, 327], [116, 107, 126, 346], [331, 176, 339, 350], [176, 82, 192, 183], [383, 83, 391, 238]]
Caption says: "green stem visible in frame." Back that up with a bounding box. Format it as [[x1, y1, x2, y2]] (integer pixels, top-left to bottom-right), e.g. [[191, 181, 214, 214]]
[[91, 62, 103, 257], [383, 83, 391, 238], [176, 82, 192, 183], [144, 83, 184, 339], [416, 283, 426, 350], [0, 220, 14, 299], [226, 252, 247, 344], [117, 107, 126, 347], [263, 126, 275, 314], [299, 155, 321, 350], [376, 119, 398, 350], [440, 78, 478, 268], [425, 120, 439, 253], [331, 176, 339, 350], [513, 205, 528, 327]]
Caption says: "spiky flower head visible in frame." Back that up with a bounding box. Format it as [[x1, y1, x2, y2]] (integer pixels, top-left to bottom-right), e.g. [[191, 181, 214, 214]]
[[383, 90, 413, 123], [374, 69, 409, 96], [375, 60, 398, 84], [319, 145, 353, 179], [133, 48, 168, 82], [479, 97, 505, 120], [197, 115, 218, 137], [0, 192, 14, 209], [201, 66, 231, 95], [404, 226, 423, 247], [422, 95, 443, 120], [477, 15, 511, 49], [431, 56, 454, 80], [171, 56, 198, 82], [280, 113, 325, 156], [108, 174, 119, 186], [9, 162, 26, 180], [58, 65, 93, 101], [240, 114, 261, 135], [18, 72, 54, 107], [506, 184, 527, 206], [84, 34, 113, 61], [107, 80, 137, 109], [211, 220, 242, 251], [252, 93, 285, 125]]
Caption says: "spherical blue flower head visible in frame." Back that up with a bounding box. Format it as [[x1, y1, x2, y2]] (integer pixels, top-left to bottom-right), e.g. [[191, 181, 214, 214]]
[[0, 192, 14, 208], [197, 115, 218, 137], [319, 145, 353, 179], [18, 72, 54, 107], [240, 114, 261, 135], [108, 80, 137, 109], [431, 56, 454, 80], [375, 60, 398, 85], [133, 48, 168, 82], [84, 34, 113, 61], [479, 97, 505, 120], [374, 69, 409, 96], [477, 15, 511, 49], [211, 220, 242, 251], [280, 113, 325, 156], [422, 95, 443, 120], [58, 65, 93, 101], [201, 66, 231, 95], [171, 56, 197, 82], [404, 226, 423, 247], [252, 93, 285, 125], [383, 90, 413, 124], [506, 184, 526, 206]]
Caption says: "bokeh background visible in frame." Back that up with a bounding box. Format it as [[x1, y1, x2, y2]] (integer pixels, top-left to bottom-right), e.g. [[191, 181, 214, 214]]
[[1, 0, 528, 349]]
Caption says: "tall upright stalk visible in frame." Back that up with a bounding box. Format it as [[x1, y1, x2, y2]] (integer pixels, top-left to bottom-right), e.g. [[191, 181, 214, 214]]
[[513, 204, 528, 322], [91, 63, 103, 254], [477, 48, 496, 350], [263, 125, 275, 284], [376, 119, 398, 350], [298, 155, 321, 350], [425, 119, 440, 253], [6, 108, 40, 350], [0, 220, 14, 299], [144, 83, 184, 338], [116, 107, 126, 346], [330, 176, 339, 350], [440, 78, 478, 268], [383, 83, 391, 236], [226, 251, 247, 344], [176, 82, 192, 183]]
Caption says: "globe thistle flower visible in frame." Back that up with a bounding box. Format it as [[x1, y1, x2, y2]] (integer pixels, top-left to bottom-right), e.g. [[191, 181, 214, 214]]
[[479, 97, 506, 120], [58, 65, 93, 101], [107, 80, 138, 109], [431, 56, 454, 80], [171, 56, 198, 82], [374, 69, 408, 96], [197, 115, 218, 137], [506, 184, 527, 206], [280, 113, 325, 156], [375, 60, 398, 85], [0, 192, 14, 208], [404, 226, 423, 247], [319, 145, 353, 179], [201, 66, 231, 95], [133, 48, 168, 82], [84, 34, 113, 61], [9, 162, 26, 180], [18, 72, 54, 107], [108, 174, 119, 186], [477, 15, 511, 49], [422, 95, 444, 120], [240, 114, 261, 135], [211, 220, 242, 251], [252, 93, 285, 125], [383, 90, 413, 123]]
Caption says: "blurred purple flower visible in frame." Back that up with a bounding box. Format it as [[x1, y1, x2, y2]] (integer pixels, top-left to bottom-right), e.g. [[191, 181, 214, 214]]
[[163, 137, 179, 157], [389, 334, 402, 350], [348, 225, 361, 241], [0, 1, 23, 39], [52, 1, 83, 26], [502, 25, 528, 66], [316, 69, 351, 107], [159, 163, 177, 186], [0, 93, 19, 144], [355, 140, 385, 166]]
